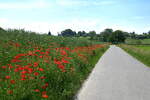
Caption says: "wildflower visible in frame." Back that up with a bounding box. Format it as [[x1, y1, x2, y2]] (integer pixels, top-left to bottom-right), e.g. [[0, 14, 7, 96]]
[[21, 71, 27, 74], [42, 91, 48, 98], [42, 94, 49, 98], [60, 50, 67, 55], [5, 76, 10, 79], [34, 72, 39, 76], [58, 64, 65, 70], [20, 78, 26, 81], [34, 89, 40, 92], [40, 76, 46, 79], [2, 66, 6, 69], [38, 68, 44, 71], [10, 80, 15, 84], [61, 58, 69, 63], [39, 56, 43, 58], [54, 59, 61, 65], [7, 90, 13, 94], [33, 62, 38, 67]]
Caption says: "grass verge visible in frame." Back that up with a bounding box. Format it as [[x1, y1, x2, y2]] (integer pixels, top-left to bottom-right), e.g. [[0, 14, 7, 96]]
[[119, 44, 150, 67]]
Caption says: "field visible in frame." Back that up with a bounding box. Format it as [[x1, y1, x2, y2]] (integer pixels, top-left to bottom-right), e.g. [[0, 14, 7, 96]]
[[119, 44, 150, 67], [0, 29, 108, 100], [125, 38, 150, 44]]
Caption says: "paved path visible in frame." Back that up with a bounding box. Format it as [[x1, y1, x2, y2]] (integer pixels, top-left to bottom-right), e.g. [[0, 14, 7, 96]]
[[76, 45, 150, 100]]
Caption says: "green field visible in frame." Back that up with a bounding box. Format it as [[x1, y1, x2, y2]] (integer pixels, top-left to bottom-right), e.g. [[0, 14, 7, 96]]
[[119, 44, 150, 67], [0, 29, 108, 100], [125, 38, 150, 44]]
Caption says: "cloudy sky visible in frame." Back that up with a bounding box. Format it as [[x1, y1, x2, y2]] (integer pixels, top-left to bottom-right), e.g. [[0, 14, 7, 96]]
[[0, 0, 150, 35]]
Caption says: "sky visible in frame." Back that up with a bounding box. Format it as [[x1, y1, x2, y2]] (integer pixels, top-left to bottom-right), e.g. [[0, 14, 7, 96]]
[[0, 0, 150, 35]]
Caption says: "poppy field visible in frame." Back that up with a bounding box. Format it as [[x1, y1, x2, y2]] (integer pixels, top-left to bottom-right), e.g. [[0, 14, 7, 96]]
[[0, 29, 108, 100]]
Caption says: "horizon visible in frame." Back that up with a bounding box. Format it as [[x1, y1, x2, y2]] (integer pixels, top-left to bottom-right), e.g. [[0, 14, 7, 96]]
[[0, 0, 150, 35]]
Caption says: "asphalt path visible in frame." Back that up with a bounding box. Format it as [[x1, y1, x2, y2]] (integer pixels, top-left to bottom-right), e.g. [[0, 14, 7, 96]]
[[76, 45, 150, 100]]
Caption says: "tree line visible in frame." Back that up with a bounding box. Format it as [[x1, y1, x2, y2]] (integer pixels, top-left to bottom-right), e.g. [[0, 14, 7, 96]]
[[49, 28, 150, 43]]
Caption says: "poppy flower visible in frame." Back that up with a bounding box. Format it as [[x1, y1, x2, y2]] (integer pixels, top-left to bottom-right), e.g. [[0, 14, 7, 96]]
[[34, 89, 40, 92], [58, 64, 65, 70], [5, 76, 10, 79], [38, 68, 44, 71], [34, 72, 39, 76], [42, 94, 49, 98], [7, 90, 13, 94], [33, 62, 38, 67], [10, 80, 15, 84]]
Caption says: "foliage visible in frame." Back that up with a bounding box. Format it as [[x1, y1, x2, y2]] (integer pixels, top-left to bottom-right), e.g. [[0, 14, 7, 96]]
[[61, 29, 76, 37]]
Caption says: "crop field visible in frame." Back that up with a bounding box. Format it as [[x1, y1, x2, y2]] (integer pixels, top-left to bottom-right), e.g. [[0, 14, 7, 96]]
[[0, 29, 108, 100], [119, 44, 150, 67]]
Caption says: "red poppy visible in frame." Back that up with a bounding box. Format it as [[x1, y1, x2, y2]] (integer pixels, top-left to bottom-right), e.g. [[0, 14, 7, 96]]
[[10, 80, 15, 84], [58, 64, 65, 70], [60, 50, 67, 55], [20, 78, 26, 81], [2, 66, 6, 69], [34, 72, 39, 76], [61, 58, 69, 63], [54, 59, 61, 65], [21, 74, 26, 78], [5, 76, 10, 79], [33, 62, 38, 67], [34, 89, 40, 92], [42, 94, 49, 98], [40, 76, 46, 79], [21, 71, 27, 74], [7, 90, 13, 94], [38, 68, 44, 71]]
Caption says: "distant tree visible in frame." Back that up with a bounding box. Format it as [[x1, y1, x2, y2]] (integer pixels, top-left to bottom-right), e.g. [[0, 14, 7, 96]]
[[0, 27, 5, 31], [109, 30, 126, 43], [88, 31, 96, 40], [77, 31, 87, 37], [100, 28, 113, 42], [130, 32, 136, 39], [61, 29, 76, 37], [48, 31, 51, 35]]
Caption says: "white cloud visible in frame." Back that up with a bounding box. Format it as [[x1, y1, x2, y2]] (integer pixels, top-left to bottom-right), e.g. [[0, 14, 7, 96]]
[[0, 0, 50, 9]]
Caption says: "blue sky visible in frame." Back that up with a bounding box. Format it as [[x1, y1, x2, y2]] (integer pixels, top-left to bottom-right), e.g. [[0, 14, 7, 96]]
[[0, 0, 150, 34]]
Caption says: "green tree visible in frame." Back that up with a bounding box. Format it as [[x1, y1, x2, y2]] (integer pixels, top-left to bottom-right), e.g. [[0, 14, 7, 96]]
[[109, 30, 126, 43], [48, 31, 51, 35], [61, 29, 76, 37], [100, 28, 113, 42]]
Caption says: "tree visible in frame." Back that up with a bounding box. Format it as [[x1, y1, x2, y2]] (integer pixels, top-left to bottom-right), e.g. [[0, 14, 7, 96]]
[[100, 28, 113, 42], [61, 29, 76, 37], [109, 30, 126, 43], [77, 31, 86, 37], [48, 31, 51, 35], [88, 31, 96, 40], [0, 27, 5, 31], [130, 32, 136, 39]]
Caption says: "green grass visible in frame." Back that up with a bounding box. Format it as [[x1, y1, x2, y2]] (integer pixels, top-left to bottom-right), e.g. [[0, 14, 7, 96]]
[[0, 29, 109, 100], [125, 38, 150, 44], [119, 44, 150, 67]]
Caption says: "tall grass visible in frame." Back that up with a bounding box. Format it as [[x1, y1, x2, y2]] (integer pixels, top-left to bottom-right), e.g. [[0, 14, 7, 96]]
[[0, 29, 108, 100], [119, 44, 150, 67]]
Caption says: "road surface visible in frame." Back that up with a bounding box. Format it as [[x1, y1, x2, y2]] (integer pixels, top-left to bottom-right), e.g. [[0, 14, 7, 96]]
[[76, 45, 150, 100]]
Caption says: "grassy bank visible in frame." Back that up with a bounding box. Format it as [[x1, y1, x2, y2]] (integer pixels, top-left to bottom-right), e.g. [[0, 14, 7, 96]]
[[119, 44, 150, 67], [0, 29, 109, 100]]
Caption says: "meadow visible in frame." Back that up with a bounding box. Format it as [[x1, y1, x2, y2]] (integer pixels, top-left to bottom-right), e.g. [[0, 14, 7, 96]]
[[119, 44, 150, 67], [125, 38, 150, 45], [0, 29, 108, 100]]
